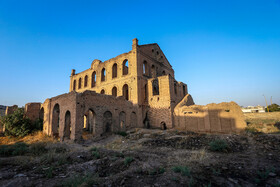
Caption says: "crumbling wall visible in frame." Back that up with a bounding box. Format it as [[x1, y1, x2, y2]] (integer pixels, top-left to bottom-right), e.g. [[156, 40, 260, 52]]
[[25, 103, 41, 122], [174, 97, 246, 133], [42, 90, 140, 141], [5, 105, 18, 115]]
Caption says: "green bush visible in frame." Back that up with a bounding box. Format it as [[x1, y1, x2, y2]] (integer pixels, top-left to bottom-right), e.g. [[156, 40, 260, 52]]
[[209, 139, 229, 152], [29, 142, 47, 156], [0, 142, 29, 156], [0, 108, 43, 137], [124, 157, 134, 166], [116, 131, 128, 137], [172, 166, 190, 176]]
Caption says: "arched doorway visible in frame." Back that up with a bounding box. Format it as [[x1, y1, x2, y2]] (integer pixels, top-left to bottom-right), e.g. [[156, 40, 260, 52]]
[[119, 111, 126, 130], [103, 111, 112, 133], [130, 112, 137, 128], [88, 109, 96, 134], [64, 111, 71, 139], [161, 121, 167, 130], [52, 104, 60, 136], [112, 86, 117, 97]]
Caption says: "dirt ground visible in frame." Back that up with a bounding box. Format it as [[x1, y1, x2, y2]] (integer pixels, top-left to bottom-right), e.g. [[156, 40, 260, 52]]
[[0, 112, 280, 187]]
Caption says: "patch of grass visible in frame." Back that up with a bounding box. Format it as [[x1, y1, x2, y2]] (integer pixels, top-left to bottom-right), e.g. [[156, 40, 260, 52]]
[[172, 166, 190, 176], [211, 168, 221, 176], [148, 167, 165, 175], [0, 142, 29, 156], [29, 142, 47, 156], [44, 166, 54, 178], [116, 131, 128, 137], [90, 147, 100, 159], [255, 167, 275, 184], [245, 126, 259, 134], [209, 139, 229, 152], [63, 173, 97, 187], [124, 156, 134, 166]]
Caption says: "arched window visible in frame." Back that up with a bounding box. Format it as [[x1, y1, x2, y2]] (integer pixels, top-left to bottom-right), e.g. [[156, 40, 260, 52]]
[[78, 78, 82, 89], [91, 72, 96, 87], [112, 63, 117, 78], [101, 68, 106, 82], [183, 85, 186, 96], [84, 75, 88, 87], [123, 59, 129, 75], [143, 61, 148, 76], [122, 84, 129, 100], [73, 80, 76, 91], [112, 86, 117, 97], [152, 79, 159, 95], [100, 89, 105, 94], [174, 82, 177, 95], [162, 70, 166, 75]]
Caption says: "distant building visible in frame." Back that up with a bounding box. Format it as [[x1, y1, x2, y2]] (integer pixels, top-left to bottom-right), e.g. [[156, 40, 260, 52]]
[[241, 105, 265, 113], [0, 105, 7, 117]]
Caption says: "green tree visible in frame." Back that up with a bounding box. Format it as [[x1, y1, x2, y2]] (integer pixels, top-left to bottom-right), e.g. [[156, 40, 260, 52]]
[[0, 108, 42, 137], [266, 103, 280, 112]]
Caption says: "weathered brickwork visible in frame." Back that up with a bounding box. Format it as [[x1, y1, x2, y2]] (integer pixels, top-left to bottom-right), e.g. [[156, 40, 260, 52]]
[[34, 38, 246, 140]]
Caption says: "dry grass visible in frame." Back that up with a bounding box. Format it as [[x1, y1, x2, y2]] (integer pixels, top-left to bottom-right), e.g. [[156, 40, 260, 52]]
[[0, 131, 58, 145], [244, 112, 280, 134]]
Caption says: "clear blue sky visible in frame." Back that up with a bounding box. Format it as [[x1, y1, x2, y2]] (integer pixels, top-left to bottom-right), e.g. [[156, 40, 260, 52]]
[[0, 0, 279, 107]]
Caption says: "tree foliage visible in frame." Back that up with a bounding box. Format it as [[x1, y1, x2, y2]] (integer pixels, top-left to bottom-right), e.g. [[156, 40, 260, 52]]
[[0, 108, 43, 137], [266, 103, 280, 112]]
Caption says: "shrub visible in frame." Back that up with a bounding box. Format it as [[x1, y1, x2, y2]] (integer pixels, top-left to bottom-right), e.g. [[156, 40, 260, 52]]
[[149, 167, 165, 175], [0, 142, 29, 156], [209, 139, 229, 152], [245, 126, 259, 134], [172, 166, 190, 176], [124, 157, 134, 166], [0, 108, 42, 137], [29, 142, 47, 156], [116, 131, 128, 137]]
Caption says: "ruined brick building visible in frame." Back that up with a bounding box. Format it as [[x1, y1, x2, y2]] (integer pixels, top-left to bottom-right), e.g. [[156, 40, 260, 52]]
[[20, 39, 245, 140]]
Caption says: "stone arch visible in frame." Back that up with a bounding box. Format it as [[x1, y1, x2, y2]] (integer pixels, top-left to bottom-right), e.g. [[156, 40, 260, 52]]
[[122, 84, 129, 100], [112, 63, 117, 78], [78, 78, 82, 89], [112, 86, 117, 97], [84, 75, 88, 87], [161, 121, 167, 130], [100, 89, 105, 94], [119, 111, 126, 130], [64, 110, 71, 139], [152, 79, 159, 95], [123, 59, 129, 75], [88, 109, 96, 134], [130, 112, 137, 127], [101, 68, 106, 82], [52, 104, 60, 136], [103, 111, 112, 133], [91, 71, 96, 87], [73, 80, 76, 91]]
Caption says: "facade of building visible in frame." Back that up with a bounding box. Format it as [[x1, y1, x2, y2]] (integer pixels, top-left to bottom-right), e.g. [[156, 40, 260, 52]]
[[23, 39, 246, 140]]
